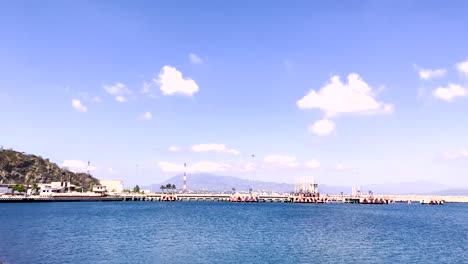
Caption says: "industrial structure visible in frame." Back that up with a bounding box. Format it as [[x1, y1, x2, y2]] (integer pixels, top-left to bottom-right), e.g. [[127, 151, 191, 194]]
[[294, 176, 319, 196]]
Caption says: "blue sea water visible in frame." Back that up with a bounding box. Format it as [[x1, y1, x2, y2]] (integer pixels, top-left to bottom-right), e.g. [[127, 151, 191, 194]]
[[0, 202, 467, 264]]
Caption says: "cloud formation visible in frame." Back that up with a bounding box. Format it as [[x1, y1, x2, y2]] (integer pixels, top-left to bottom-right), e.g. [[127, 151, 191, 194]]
[[189, 53, 203, 64], [456, 58, 468, 75], [305, 159, 321, 168], [156, 66, 199, 96], [297, 73, 392, 116], [168, 146, 181, 152], [442, 150, 468, 160], [141, 82, 158, 98], [158, 161, 229, 173], [264, 155, 299, 167], [71, 99, 87, 112], [416, 66, 446, 80], [104, 82, 132, 102], [139, 112, 152, 121], [308, 118, 335, 136], [61, 160, 95, 173], [192, 144, 240, 155], [433, 83, 467, 101]]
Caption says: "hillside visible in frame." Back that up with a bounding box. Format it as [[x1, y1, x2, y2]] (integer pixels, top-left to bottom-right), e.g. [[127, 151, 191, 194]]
[[0, 149, 100, 189]]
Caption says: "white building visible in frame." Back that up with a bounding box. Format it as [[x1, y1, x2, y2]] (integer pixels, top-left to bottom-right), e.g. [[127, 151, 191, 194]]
[[50, 181, 76, 192], [38, 184, 53, 196], [99, 180, 124, 193], [0, 184, 13, 195], [92, 185, 107, 193]]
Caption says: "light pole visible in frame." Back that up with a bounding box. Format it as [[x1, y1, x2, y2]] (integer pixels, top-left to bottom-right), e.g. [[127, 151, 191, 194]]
[[250, 154, 256, 195], [183, 162, 187, 193]]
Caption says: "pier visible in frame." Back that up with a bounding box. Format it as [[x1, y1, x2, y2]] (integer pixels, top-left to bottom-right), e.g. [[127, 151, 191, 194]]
[[0, 192, 458, 204]]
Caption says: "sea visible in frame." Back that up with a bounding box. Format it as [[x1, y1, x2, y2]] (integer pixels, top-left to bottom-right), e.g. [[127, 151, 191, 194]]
[[0, 202, 467, 264]]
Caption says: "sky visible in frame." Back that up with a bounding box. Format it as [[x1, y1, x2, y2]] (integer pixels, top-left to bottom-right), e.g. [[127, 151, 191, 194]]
[[1, 0, 468, 188]]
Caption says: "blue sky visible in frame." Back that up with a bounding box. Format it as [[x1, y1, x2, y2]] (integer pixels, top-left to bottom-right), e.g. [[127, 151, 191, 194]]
[[1, 0, 468, 188]]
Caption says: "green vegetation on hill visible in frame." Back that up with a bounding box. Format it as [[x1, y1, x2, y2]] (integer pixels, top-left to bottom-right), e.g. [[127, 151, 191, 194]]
[[0, 149, 100, 189]]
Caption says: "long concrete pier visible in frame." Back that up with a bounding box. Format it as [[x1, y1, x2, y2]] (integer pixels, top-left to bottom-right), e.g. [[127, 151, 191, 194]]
[[2, 192, 466, 203]]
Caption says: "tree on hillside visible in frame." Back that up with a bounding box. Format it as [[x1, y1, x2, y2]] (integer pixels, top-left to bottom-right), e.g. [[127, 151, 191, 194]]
[[12, 184, 26, 194], [133, 185, 140, 193], [88, 184, 94, 192]]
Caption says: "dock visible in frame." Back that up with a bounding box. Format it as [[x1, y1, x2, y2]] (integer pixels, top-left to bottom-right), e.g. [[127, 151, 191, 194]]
[[0, 193, 462, 203]]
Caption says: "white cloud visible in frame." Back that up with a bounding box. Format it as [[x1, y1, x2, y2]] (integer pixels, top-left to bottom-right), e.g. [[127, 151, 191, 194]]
[[141, 82, 158, 98], [305, 159, 321, 168], [433, 83, 467, 101], [189, 53, 203, 64], [141, 82, 151, 94], [92, 96, 102, 103], [71, 99, 87, 112], [297, 73, 392, 116], [168, 146, 181, 152], [442, 150, 468, 160], [416, 66, 446, 80], [308, 118, 335, 136], [139, 112, 152, 121], [156, 66, 199, 96], [335, 163, 345, 170], [244, 162, 256, 172], [115, 96, 127, 102], [61, 160, 95, 173], [192, 144, 240, 155], [264, 155, 299, 167], [104, 82, 132, 102], [456, 58, 468, 75], [158, 161, 229, 173]]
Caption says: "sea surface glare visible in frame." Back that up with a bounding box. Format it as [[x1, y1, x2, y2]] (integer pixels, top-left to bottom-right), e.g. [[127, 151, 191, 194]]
[[0, 202, 467, 264]]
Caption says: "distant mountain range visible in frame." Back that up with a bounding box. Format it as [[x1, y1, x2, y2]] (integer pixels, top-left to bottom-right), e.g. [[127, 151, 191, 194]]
[[144, 174, 468, 195], [145, 174, 295, 193]]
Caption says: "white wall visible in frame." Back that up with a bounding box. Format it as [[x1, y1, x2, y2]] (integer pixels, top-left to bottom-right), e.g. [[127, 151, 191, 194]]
[[100, 180, 124, 193]]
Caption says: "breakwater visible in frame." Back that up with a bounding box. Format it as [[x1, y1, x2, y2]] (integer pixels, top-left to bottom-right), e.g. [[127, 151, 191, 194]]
[[1, 193, 467, 203]]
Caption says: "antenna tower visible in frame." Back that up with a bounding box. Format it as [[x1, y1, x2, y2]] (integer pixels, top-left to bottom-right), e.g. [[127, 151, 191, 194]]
[[183, 163, 187, 193]]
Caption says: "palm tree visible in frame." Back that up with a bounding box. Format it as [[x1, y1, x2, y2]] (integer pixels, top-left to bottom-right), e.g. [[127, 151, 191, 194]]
[[171, 184, 176, 194], [160, 185, 165, 194], [32, 183, 40, 195], [166, 183, 172, 194]]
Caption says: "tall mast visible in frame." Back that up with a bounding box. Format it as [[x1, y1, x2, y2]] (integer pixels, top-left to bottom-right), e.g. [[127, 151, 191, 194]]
[[183, 162, 187, 193]]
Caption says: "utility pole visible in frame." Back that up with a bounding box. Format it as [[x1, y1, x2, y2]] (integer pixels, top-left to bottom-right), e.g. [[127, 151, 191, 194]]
[[183, 163, 187, 193], [250, 154, 255, 195]]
